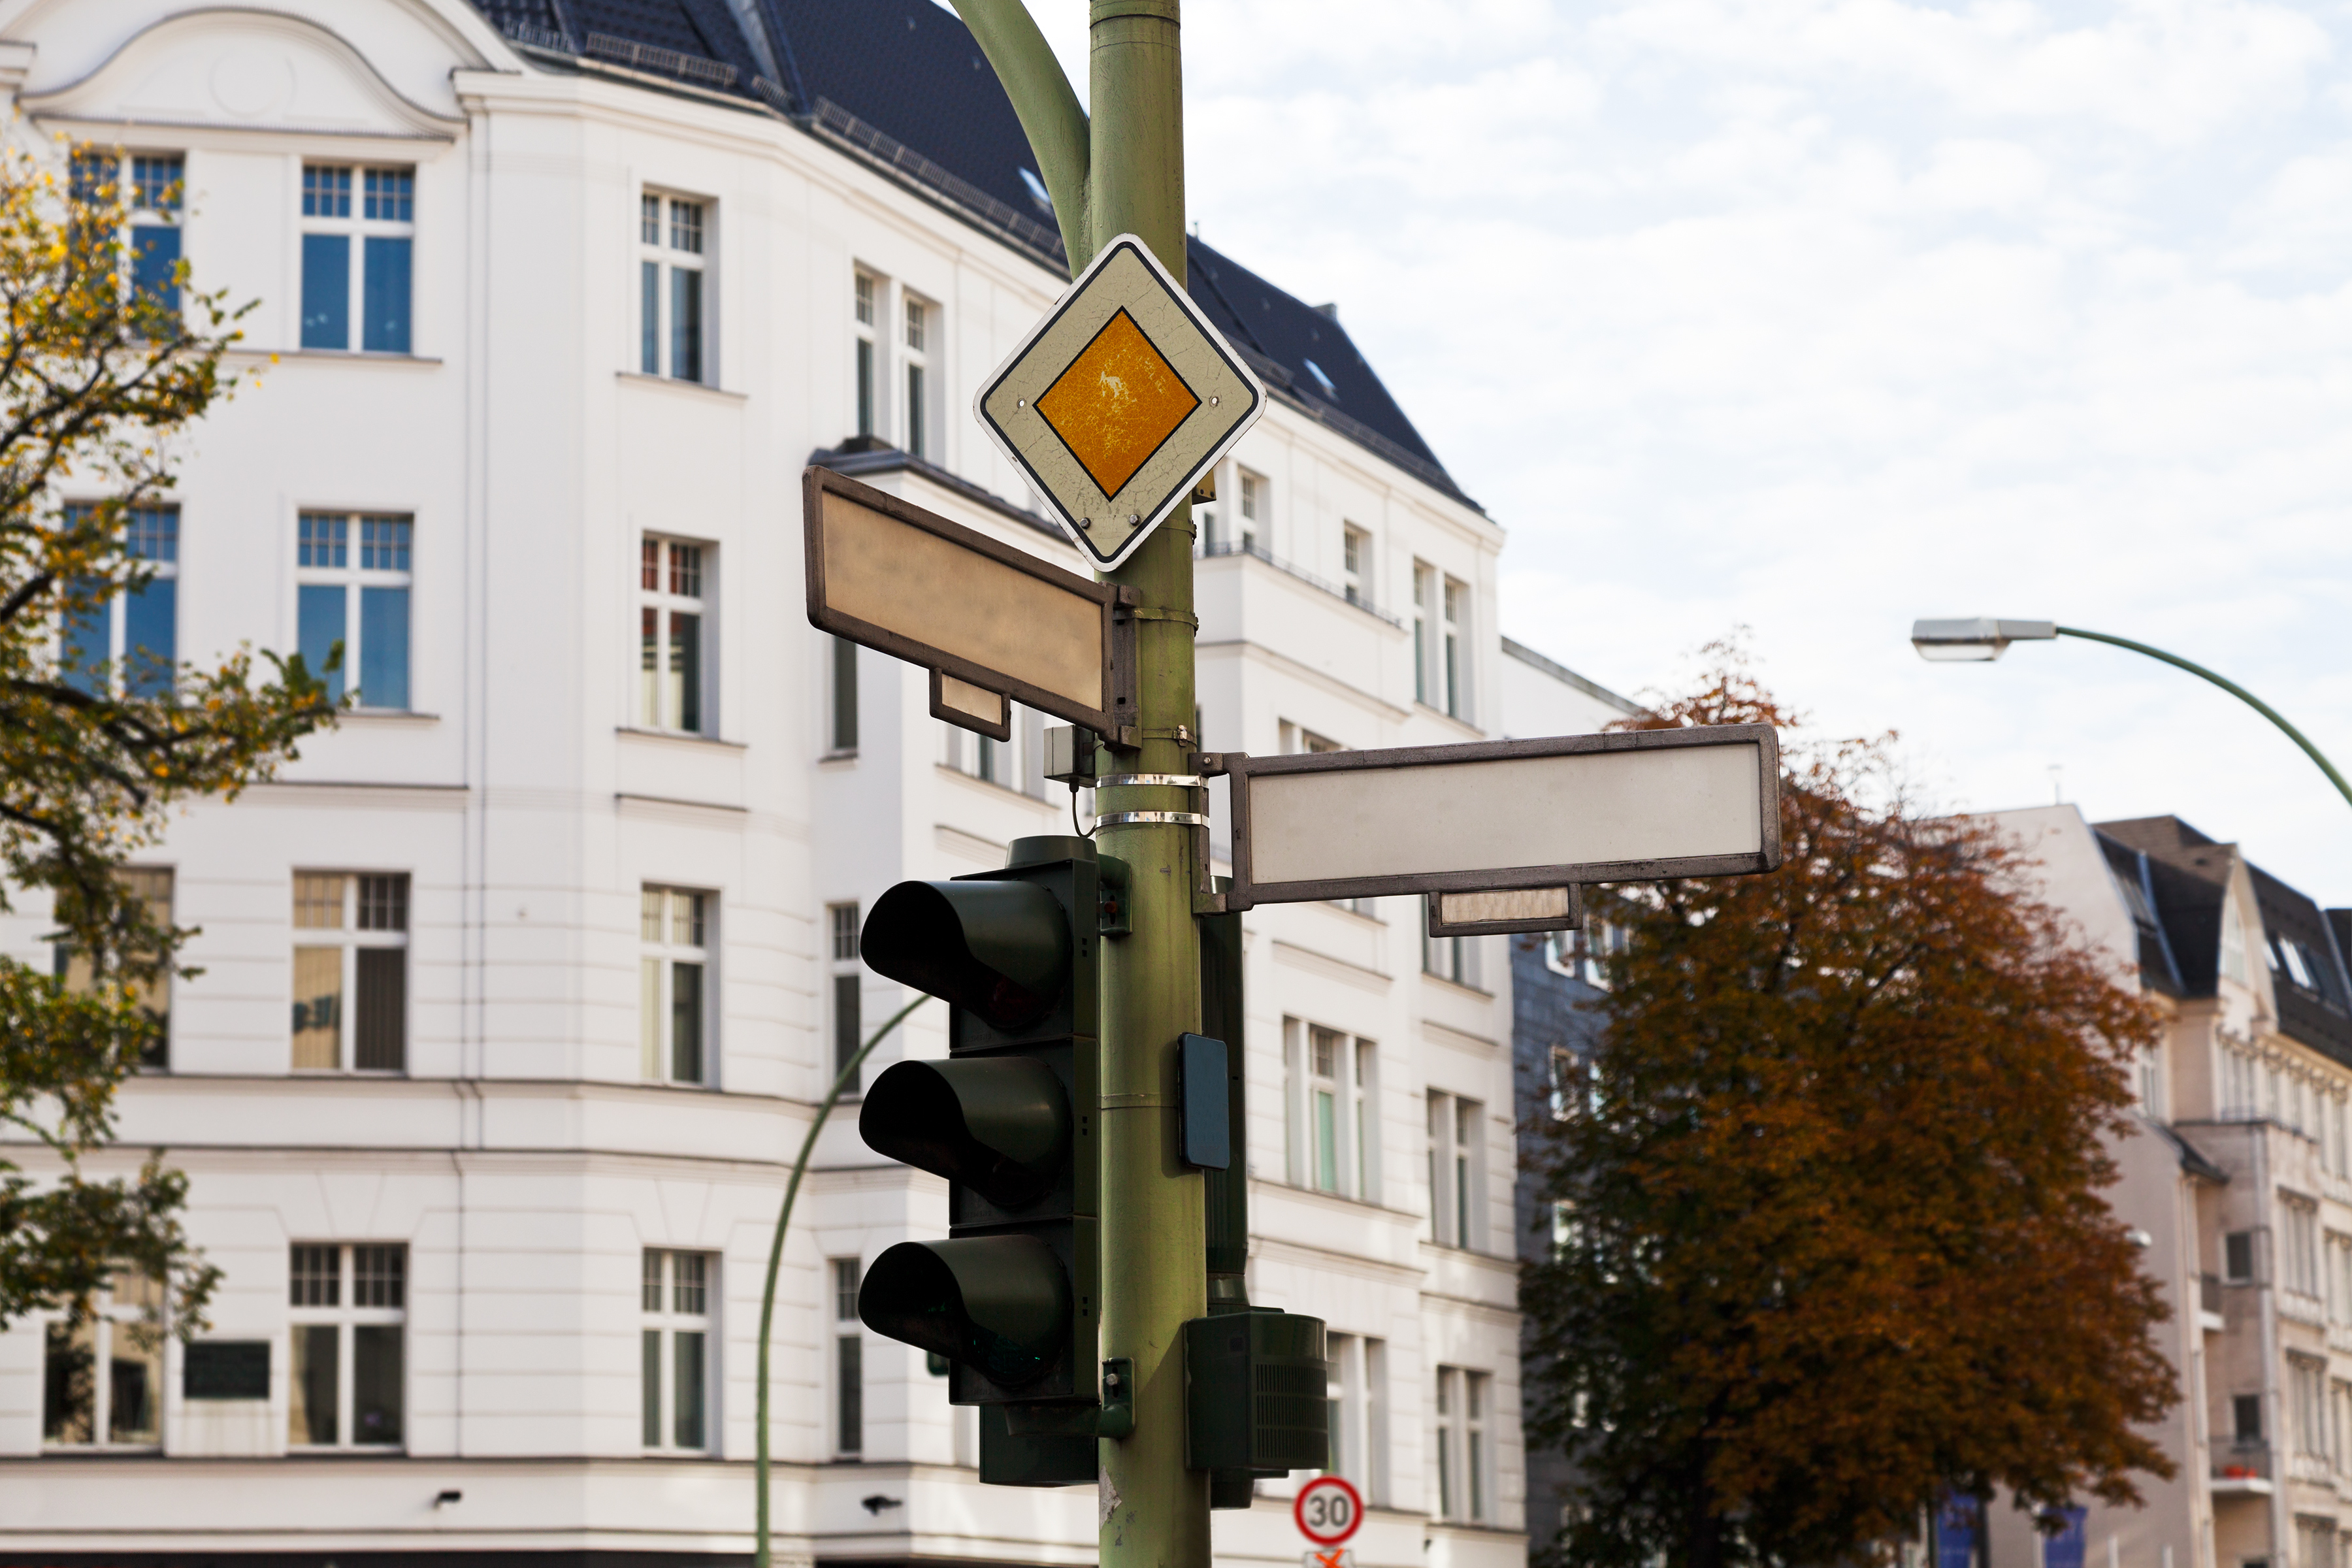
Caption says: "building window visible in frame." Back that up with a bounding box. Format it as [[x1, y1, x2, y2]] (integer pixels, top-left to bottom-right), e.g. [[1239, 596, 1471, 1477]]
[[640, 193, 707, 382], [1237, 469, 1263, 551], [1323, 1333, 1388, 1505], [291, 873, 408, 1072], [1284, 1021, 1378, 1200], [1442, 576, 1469, 721], [43, 1268, 164, 1448], [2296, 1518, 2336, 1568], [829, 900, 862, 1091], [2225, 1230, 2257, 1284], [2232, 1391, 2264, 1445], [297, 512, 412, 710], [56, 868, 174, 1070], [61, 503, 177, 699], [1343, 525, 1370, 607], [288, 1243, 405, 1448], [1424, 923, 1482, 988], [833, 1256, 863, 1456], [302, 165, 412, 353], [1548, 1046, 1577, 1120], [828, 637, 858, 754], [641, 888, 710, 1086], [642, 1249, 711, 1452], [1426, 1092, 1485, 1250], [2329, 1233, 2352, 1327], [72, 152, 184, 316], [941, 706, 1047, 798], [2294, 1358, 2330, 1459], [1412, 563, 1435, 707], [904, 295, 932, 457], [2286, 1197, 2321, 1297], [854, 270, 878, 436], [1433, 1365, 1488, 1522], [638, 536, 709, 734]]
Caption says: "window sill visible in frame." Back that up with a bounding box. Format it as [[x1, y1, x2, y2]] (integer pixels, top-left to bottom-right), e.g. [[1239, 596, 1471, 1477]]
[[1420, 972, 1494, 1000], [616, 370, 747, 402], [39, 1445, 163, 1456], [340, 709, 440, 727], [286, 1446, 408, 1458], [820, 749, 859, 764], [617, 726, 747, 752], [236, 348, 444, 367], [289, 1070, 408, 1078]]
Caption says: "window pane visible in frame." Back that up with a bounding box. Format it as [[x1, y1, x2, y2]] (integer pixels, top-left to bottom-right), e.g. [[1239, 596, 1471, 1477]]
[[42, 1320, 95, 1443], [1315, 1090, 1337, 1192], [61, 588, 110, 696], [641, 956, 662, 1079], [131, 225, 180, 315], [673, 890, 704, 948], [907, 363, 925, 456], [355, 947, 405, 1071], [642, 1328, 663, 1446], [834, 972, 861, 1079], [670, 612, 700, 732], [108, 1323, 161, 1444], [303, 165, 351, 219], [674, 1252, 707, 1316], [359, 517, 411, 572], [291, 1243, 341, 1307], [641, 194, 661, 245], [123, 577, 174, 698], [353, 1245, 404, 1309], [299, 513, 348, 569], [669, 200, 704, 254], [640, 606, 659, 726], [363, 167, 413, 223], [353, 1324, 403, 1446], [829, 903, 859, 964], [837, 1333, 862, 1454], [301, 233, 350, 349], [298, 583, 348, 703], [1435, 1426, 1452, 1518], [831, 637, 858, 751], [290, 1323, 339, 1445], [361, 236, 412, 353], [856, 338, 874, 436], [640, 261, 660, 374], [669, 542, 702, 599], [357, 585, 409, 709], [357, 875, 408, 932], [294, 874, 346, 931], [670, 268, 702, 382], [834, 1258, 860, 1321], [670, 960, 703, 1084], [1468, 1429, 1485, 1519], [292, 946, 343, 1068], [673, 1330, 706, 1449]]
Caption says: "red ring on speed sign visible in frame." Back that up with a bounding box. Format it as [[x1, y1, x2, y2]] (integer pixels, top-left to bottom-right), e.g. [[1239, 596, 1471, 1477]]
[[1295, 1475, 1363, 1546]]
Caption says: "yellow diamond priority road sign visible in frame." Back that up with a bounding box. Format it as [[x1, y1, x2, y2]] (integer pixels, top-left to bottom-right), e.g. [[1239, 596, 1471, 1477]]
[[977, 234, 1266, 572]]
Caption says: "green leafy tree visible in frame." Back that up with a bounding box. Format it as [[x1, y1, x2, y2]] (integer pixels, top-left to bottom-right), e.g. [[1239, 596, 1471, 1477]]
[[1522, 655, 2176, 1568], [0, 140, 333, 1334]]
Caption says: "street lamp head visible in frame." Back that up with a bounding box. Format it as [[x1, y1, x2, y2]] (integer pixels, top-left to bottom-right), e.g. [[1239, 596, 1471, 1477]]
[[1910, 617, 2059, 662]]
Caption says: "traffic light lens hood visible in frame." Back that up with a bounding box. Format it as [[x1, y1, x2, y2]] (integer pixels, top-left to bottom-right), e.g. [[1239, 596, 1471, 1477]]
[[860, 1058, 1071, 1209], [860, 880, 1071, 1030], [859, 1235, 1072, 1390]]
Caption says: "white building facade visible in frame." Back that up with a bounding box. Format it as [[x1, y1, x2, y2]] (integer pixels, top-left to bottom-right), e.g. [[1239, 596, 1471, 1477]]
[[0, 4, 1612, 1563]]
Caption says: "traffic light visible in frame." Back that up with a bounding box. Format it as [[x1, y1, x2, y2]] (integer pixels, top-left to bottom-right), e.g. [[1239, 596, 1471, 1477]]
[[855, 834, 1102, 1484]]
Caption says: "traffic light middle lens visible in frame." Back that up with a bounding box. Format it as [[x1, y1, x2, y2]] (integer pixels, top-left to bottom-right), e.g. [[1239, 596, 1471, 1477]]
[[860, 880, 1071, 1030], [860, 1058, 1072, 1209]]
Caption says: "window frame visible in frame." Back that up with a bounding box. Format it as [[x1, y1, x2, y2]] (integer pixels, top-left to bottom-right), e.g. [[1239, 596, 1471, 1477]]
[[296, 510, 414, 711], [902, 291, 934, 458], [1342, 524, 1371, 608], [828, 900, 863, 1092], [1425, 1091, 1486, 1250], [290, 872, 410, 1073], [42, 1269, 165, 1451], [59, 501, 178, 700], [641, 1247, 715, 1454], [641, 886, 713, 1087], [299, 162, 415, 353], [637, 534, 713, 735], [853, 268, 880, 437], [639, 189, 710, 384], [287, 1243, 407, 1450], [832, 1256, 864, 1457]]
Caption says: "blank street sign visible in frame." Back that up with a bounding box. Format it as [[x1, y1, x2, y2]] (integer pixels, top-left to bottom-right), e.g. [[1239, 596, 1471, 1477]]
[[1207, 725, 1780, 912], [802, 466, 1133, 739], [1426, 885, 1583, 938]]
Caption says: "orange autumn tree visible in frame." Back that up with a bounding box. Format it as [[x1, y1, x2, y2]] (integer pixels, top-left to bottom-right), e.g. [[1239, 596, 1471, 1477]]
[[1521, 656, 2175, 1568]]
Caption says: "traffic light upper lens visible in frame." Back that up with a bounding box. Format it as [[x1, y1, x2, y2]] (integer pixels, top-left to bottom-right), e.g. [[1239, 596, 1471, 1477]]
[[860, 880, 1072, 1030]]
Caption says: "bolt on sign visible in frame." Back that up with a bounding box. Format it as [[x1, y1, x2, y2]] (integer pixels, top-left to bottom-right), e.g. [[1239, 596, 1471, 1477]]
[[1201, 725, 1782, 913], [976, 234, 1266, 572], [802, 466, 1135, 742]]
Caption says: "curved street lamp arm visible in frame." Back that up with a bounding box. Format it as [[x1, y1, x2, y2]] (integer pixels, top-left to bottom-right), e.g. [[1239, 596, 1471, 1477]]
[[755, 992, 931, 1568], [2055, 625, 2352, 815], [951, 0, 1091, 272]]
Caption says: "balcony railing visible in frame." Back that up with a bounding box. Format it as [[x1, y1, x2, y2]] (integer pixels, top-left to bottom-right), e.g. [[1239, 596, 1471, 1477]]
[[2210, 1439, 2273, 1488]]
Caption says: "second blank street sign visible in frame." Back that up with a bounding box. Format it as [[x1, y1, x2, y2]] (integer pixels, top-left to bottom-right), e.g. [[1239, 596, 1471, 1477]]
[[1205, 725, 1781, 912]]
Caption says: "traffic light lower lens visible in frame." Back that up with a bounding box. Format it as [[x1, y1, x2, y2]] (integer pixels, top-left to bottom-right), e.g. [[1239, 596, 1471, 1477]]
[[861, 1058, 1071, 1208], [860, 1235, 1071, 1389]]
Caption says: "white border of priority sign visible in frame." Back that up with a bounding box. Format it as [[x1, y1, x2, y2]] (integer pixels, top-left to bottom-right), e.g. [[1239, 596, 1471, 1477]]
[[1294, 1475, 1363, 1547]]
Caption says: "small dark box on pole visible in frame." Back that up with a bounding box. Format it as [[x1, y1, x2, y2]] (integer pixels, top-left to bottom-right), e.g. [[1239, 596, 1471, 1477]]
[[1179, 1033, 1229, 1170]]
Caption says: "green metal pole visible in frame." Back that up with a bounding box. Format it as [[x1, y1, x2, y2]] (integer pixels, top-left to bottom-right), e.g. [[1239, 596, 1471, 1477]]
[[1087, 7, 1209, 1568], [2053, 627, 2352, 814], [949, 6, 1205, 1563], [755, 994, 929, 1568]]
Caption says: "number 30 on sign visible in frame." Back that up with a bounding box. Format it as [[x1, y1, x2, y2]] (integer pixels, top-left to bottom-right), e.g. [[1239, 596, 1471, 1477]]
[[1296, 1475, 1364, 1548]]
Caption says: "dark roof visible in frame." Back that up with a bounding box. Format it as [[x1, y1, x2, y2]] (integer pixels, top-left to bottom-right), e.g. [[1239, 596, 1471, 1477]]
[[2094, 832, 2183, 996], [465, 0, 1471, 504], [2095, 814, 2352, 1066]]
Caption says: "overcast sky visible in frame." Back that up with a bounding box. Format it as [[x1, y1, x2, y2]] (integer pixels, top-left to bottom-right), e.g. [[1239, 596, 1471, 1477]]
[[1019, 0, 2352, 907]]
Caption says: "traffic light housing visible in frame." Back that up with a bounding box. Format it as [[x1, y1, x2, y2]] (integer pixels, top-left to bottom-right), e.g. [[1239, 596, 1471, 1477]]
[[855, 836, 1101, 1480]]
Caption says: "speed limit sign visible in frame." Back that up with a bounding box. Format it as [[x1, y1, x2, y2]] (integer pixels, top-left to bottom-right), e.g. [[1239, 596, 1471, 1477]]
[[1295, 1475, 1364, 1546]]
